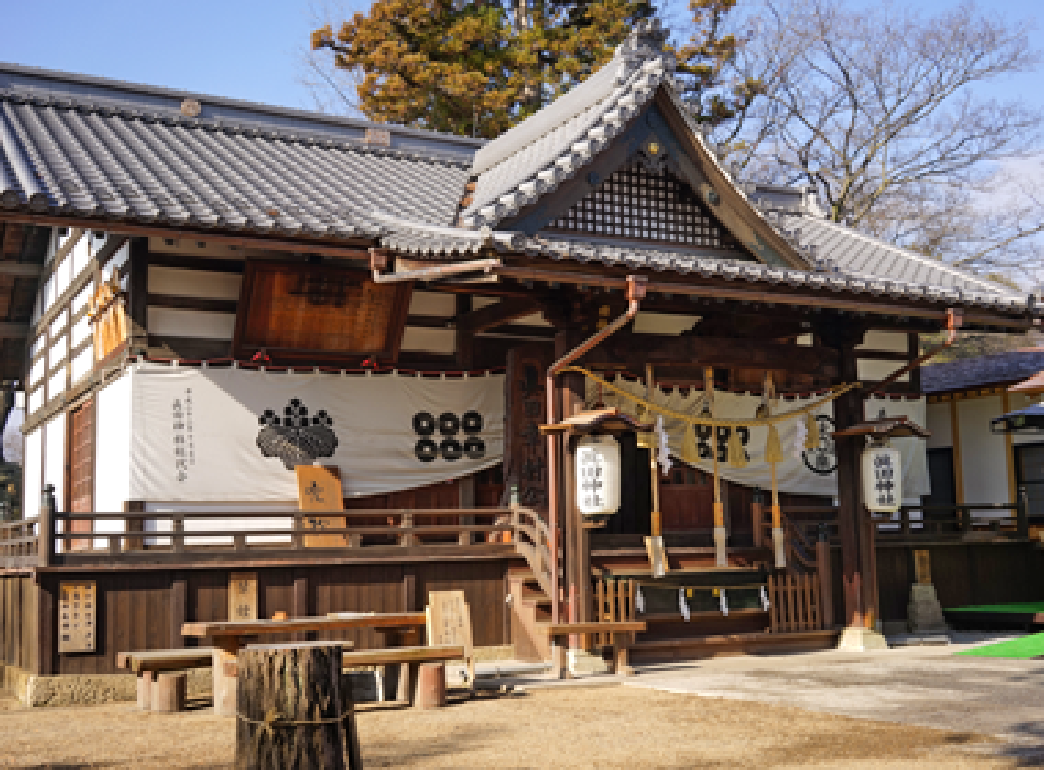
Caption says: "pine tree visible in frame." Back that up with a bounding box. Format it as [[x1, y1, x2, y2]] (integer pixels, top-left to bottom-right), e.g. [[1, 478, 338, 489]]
[[311, 0, 653, 139], [671, 0, 762, 128]]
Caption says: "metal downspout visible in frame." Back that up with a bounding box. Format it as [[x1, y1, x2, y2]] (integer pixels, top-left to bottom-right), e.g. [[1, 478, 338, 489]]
[[546, 275, 647, 625]]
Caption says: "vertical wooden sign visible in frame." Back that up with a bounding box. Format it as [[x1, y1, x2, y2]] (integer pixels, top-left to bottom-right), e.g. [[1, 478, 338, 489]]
[[913, 549, 932, 585], [229, 572, 258, 621], [296, 465, 347, 547], [59, 581, 96, 653], [426, 590, 474, 684]]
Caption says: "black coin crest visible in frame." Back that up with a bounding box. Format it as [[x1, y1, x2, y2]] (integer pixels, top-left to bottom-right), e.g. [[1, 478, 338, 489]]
[[413, 409, 485, 462], [257, 398, 338, 470]]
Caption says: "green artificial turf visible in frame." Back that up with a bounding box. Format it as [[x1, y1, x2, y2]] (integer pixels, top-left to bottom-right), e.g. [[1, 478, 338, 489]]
[[944, 602, 1044, 614], [956, 631, 1044, 659]]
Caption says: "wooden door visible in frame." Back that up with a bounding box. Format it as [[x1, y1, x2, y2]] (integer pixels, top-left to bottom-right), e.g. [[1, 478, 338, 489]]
[[68, 399, 95, 549], [659, 465, 714, 533]]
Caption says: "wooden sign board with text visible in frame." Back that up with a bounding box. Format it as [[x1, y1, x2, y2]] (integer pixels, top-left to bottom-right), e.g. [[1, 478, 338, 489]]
[[229, 572, 258, 621], [296, 465, 347, 547], [426, 590, 474, 685], [59, 582, 96, 654]]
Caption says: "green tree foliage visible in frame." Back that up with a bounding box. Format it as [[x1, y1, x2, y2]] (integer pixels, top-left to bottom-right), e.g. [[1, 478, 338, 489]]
[[311, 0, 654, 139], [671, 0, 762, 130]]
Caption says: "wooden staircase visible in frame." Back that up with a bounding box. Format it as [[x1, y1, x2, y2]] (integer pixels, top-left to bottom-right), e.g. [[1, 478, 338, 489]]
[[508, 507, 556, 661]]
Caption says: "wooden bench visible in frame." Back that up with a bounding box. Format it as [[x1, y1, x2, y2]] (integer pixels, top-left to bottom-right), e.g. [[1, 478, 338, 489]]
[[341, 645, 464, 707], [117, 648, 216, 710], [543, 621, 646, 678]]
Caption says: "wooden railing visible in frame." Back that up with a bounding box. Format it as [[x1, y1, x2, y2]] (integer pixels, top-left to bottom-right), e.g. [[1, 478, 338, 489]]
[[510, 506, 554, 599], [594, 576, 636, 646], [0, 519, 38, 570], [775, 492, 1031, 544], [767, 573, 822, 633], [19, 507, 519, 568]]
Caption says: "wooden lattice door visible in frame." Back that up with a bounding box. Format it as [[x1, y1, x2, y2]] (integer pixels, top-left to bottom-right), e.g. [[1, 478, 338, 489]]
[[68, 399, 95, 549]]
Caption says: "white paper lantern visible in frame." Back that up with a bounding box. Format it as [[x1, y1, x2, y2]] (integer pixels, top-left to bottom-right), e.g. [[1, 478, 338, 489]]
[[575, 436, 621, 516], [862, 445, 902, 513]]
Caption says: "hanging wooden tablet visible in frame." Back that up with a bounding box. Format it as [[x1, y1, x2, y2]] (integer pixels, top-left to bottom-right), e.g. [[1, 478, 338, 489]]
[[59, 581, 96, 653]]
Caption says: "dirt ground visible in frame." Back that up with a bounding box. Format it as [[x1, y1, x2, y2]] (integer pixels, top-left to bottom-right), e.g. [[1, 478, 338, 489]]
[[0, 685, 1021, 769]]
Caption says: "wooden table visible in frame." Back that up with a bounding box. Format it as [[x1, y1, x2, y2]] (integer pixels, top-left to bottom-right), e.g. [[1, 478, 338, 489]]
[[182, 612, 426, 716], [543, 621, 647, 678]]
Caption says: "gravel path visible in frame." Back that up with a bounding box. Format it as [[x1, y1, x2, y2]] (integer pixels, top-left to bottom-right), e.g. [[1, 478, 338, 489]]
[[0, 685, 1018, 768]]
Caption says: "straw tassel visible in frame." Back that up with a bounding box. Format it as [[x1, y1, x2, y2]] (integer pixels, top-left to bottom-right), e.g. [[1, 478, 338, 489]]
[[804, 412, 820, 450], [727, 428, 747, 468], [682, 422, 699, 463], [765, 423, 786, 464]]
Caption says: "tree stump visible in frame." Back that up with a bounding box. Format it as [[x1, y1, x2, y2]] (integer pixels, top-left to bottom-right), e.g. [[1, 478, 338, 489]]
[[414, 662, 446, 709], [152, 672, 187, 713], [236, 643, 361, 770]]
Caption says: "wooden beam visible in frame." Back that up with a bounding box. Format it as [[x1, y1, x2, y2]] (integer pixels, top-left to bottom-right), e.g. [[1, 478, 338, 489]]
[[456, 296, 540, 333], [1003, 389, 1016, 505], [601, 333, 837, 374], [0, 262, 42, 277], [0, 211, 373, 258], [0, 322, 29, 338], [493, 265, 1034, 330]]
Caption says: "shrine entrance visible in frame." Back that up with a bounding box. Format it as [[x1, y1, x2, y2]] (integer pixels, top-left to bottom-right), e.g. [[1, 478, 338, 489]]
[[660, 465, 714, 533]]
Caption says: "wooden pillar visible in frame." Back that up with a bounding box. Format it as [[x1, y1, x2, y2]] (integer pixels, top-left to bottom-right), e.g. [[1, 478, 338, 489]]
[[831, 334, 877, 630], [455, 294, 474, 370], [127, 237, 149, 357], [555, 329, 586, 642], [35, 576, 54, 676], [169, 574, 187, 649], [292, 573, 310, 643]]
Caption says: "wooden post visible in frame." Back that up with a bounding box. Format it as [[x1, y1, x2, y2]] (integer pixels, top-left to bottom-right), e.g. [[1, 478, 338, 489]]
[[37, 485, 55, 568], [169, 575, 187, 649], [414, 662, 446, 709], [816, 524, 833, 629], [751, 493, 764, 548], [236, 644, 361, 769], [213, 638, 240, 718], [152, 672, 187, 713], [1017, 485, 1030, 539], [293, 574, 310, 643], [137, 671, 155, 710]]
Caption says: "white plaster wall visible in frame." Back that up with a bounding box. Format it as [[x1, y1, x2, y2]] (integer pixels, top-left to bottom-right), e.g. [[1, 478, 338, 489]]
[[94, 372, 133, 515], [147, 308, 236, 339], [408, 291, 455, 316], [42, 413, 67, 513], [148, 266, 242, 299], [857, 358, 908, 382], [857, 331, 908, 352], [925, 402, 952, 448], [957, 395, 1010, 506], [400, 327, 456, 353], [22, 427, 42, 520]]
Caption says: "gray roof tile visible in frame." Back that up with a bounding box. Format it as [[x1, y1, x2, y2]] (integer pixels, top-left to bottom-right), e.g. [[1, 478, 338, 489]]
[[921, 350, 1044, 393], [0, 74, 474, 239]]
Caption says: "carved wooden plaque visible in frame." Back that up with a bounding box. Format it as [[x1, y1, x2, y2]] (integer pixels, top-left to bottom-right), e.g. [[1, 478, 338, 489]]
[[59, 581, 96, 654], [297, 465, 347, 547], [505, 345, 553, 511], [234, 262, 411, 363], [88, 272, 128, 362], [228, 572, 258, 621]]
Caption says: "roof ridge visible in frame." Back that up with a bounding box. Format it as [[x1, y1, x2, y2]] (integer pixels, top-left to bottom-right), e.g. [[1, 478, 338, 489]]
[[0, 60, 485, 149], [0, 86, 472, 169], [800, 214, 1018, 298]]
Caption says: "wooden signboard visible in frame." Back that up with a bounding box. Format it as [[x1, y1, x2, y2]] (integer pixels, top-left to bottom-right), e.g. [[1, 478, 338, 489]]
[[233, 261, 412, 364], [229, 572, 258, 621], [426, 590, 474, 685], [913, 549, 932, 585], [59, 581, 96, 653], [87, 271, 128, 362], [297, 465, 347, 547]]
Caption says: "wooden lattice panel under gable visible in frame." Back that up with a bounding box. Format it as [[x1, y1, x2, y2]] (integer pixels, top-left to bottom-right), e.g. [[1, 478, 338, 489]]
[[546, 162, 741, 250]]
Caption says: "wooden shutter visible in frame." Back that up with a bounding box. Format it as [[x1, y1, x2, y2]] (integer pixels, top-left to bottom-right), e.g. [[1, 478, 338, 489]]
[[69, 399, 95, 514]]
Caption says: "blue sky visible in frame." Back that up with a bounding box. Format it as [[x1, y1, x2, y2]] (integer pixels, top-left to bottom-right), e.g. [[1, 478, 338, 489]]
[[2, 0, 1041, 114]]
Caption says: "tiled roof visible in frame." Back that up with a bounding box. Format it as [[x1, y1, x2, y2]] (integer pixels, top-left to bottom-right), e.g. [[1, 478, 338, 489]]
[[372, 219, 1034, 314], [0, 63, 477, 239], [459, 21, 685, 229], [768, 209, 1021, 301], [921, 350, 1044, 393]]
